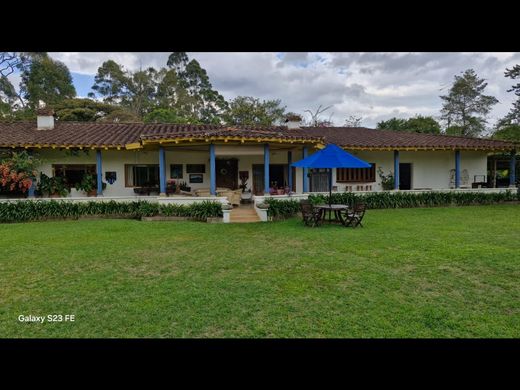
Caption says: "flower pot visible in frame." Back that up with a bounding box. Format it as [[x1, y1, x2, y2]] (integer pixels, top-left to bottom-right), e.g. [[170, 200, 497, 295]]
[[87, 189, 97, 197]]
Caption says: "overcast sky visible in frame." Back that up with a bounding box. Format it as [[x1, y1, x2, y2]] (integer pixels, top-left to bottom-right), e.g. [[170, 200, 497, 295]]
[[45, 52, 520, 129]]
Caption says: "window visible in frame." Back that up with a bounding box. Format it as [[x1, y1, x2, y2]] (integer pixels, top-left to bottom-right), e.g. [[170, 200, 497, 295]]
[[53, 164, 96, 189], [336, 163, 376, 183], [125, 164, 159, 187], [170, 164, 183, 179], [186, 164, 206, 173]]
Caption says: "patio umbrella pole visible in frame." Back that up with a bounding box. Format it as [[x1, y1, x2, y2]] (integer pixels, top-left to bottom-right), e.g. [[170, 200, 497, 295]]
[[329, 168, 332, 207]]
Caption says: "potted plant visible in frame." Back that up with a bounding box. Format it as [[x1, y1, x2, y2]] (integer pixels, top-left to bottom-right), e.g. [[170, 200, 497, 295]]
[[37, 173, 70, 198], [377, 167, 395, 190], [166, 179, 177, 195], [75, 173, 97, 196]]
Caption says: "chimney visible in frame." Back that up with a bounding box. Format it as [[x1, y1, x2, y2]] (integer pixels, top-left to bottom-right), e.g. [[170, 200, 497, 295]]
[[36, 105, 55, 130], [284, 114, 302, 129]]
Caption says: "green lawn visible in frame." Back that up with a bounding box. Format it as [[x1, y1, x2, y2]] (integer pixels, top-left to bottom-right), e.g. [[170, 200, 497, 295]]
[[1, 204, 520, 338]]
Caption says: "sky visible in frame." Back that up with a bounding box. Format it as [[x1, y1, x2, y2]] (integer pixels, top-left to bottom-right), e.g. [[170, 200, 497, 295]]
[[28, 52, 520, 128]]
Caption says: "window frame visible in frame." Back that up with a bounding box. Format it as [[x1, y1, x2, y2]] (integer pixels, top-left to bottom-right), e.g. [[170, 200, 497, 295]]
[[336, 163, 376, 183], [124, 164, 160, 187]]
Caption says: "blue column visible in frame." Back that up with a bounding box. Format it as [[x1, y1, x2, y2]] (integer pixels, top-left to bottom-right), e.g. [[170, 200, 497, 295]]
[[303, 146, 308, 193], [287, 151, 293, 191], [96, 149, 103, 196], [393, 150, 399, 190], [159, 146, 166, 195], [27, 149, 36, 198], [510, 149, 517, 187], [264, 144, 270, 194], [455, 150, 461, 189], [210, 143, 216, 196]]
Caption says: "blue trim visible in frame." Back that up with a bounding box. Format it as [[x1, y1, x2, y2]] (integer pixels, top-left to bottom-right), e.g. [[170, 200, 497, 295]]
[[287, 151, 292, 191], [264, 144, 270, 194], [27, 149, 36, 198], [210, 144, 216, 195], [159, 146, 166, 194], [302, 146, 308, 193], [96, 149, 103, 195], [511, 149, 517, 186], [393, 150, 399, 190], [455, 150, 461, 188]]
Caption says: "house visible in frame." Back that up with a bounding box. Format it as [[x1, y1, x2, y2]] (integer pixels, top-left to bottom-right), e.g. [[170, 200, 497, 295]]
[[0, 110, 517, 203]]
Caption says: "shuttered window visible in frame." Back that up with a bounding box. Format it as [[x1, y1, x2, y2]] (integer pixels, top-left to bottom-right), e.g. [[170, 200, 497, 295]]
[[336, 163, 375, 183]]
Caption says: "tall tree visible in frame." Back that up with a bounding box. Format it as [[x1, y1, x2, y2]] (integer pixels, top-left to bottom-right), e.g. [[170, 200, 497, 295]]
[[20, 55, 76, 108], [440, 69, 498, 137], [497, 65, 520, 127], [222, 96, 286, 126], [89, 60, 130, 104], [167, 52, 228, 123]]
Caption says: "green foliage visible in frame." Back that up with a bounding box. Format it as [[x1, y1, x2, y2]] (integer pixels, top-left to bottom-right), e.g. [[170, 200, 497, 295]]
[[222, 96, 286, 126], [440, 69, 498, 136], [491, 124, 520, 142], [308, 190, 519, 209], [377, 116, 441, 134], [0, 200, 223, 223], [262, 191, 519, 220], [74, 173, 96, 193], [264, 198, 299, 219], [143, 108, 200, 124], [53, 98, 118, 122], [20, 56, 76, 108], [36, 173, 70, 198]]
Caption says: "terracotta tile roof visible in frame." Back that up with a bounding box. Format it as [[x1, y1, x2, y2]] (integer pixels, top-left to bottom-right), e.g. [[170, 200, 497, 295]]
[[301, 127, 515, 151], [0, 121, 514, 151]]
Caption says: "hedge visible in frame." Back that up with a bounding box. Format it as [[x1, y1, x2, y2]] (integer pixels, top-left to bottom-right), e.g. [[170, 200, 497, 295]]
[[0, 200, 223, 223], [265, 190, 520, 219]]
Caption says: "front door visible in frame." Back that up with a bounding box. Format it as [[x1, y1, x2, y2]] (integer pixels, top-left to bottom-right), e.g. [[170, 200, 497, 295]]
[[399, 163, 412, 190], [216, 159, 238, 189]]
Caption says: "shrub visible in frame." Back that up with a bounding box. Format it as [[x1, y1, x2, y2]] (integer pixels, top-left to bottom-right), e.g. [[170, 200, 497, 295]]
[[0, 200, 223, 223], [264, 198, 300, 219]]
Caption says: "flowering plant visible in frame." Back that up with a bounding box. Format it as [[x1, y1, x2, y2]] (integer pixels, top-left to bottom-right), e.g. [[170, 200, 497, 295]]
[[0, 151, 40, 194]]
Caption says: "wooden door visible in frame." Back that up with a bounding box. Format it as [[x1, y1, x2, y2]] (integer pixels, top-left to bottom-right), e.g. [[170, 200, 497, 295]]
[[216, 159, 238, 189]]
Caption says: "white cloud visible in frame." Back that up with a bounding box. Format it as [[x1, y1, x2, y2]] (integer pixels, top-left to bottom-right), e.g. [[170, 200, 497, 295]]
[[47, 51, 520, 128]]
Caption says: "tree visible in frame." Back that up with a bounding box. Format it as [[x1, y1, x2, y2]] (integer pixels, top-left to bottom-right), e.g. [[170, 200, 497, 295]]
[[304, 105, 334, 126], [90, 60, 130, 104], [53, 98, 120, 122], [377, 115, 441, 134], [143, 108, 199, 124], [20, 56, 76, 108], [377, 117, 408, 131], [97, 109, 141, 123], [491, 124, 520, 142], [344, 115, 363, 127], [440, 69, 498, 137], [497, 65, 520, 126], [222, 96, 286, 126], [167, 53, 228, 123]]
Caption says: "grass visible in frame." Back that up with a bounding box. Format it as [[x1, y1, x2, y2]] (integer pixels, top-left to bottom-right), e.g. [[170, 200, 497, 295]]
[[1, 204, 520, 338]]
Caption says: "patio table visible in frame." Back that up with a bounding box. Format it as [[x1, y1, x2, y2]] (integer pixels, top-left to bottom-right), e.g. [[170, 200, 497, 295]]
[[314, 204, 349, 224]]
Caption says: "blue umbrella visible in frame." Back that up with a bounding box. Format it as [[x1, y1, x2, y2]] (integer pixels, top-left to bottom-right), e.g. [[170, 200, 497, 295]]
[[292, 144, 371, 205]]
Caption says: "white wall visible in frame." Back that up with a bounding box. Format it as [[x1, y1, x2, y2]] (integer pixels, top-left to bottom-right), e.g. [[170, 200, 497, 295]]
[[35, 147, 490, 197]]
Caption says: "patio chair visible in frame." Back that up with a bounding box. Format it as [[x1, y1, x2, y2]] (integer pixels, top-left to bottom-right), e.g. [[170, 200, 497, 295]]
[[343, 202, 366, 228], [299, 199, 322, 227]]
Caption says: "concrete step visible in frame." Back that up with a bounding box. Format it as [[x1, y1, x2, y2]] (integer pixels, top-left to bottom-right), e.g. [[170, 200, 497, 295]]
[[230, 208, 261, 223]]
